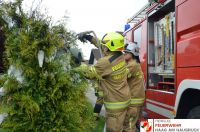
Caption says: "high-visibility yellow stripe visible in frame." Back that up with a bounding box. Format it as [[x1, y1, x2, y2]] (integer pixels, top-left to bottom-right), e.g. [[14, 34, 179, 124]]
[[104, 98, 144, 109], [131, 98, 145, 105], [104, 100, 130, 110], [105, 105, 128, 109], [104, 99, 130, 104]]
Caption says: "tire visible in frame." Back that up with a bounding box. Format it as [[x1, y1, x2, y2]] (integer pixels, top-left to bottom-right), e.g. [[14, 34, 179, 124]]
[[187, 106, 200, 119]]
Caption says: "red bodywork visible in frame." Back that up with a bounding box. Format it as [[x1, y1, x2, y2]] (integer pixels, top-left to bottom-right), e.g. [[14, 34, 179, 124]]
[[126, 0, 200, 118], [176, 0, 200, 89]]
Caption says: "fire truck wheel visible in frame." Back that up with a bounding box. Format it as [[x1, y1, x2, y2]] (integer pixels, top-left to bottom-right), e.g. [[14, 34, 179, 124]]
[[187, 106, 200, 119]]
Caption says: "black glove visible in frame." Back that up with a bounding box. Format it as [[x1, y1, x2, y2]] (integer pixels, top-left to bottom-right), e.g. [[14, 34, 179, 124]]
[[78, 34, 93, 43]]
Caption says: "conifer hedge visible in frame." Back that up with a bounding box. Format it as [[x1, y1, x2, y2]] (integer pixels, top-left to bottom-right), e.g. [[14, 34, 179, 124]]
[[0, 0, 94, 131]]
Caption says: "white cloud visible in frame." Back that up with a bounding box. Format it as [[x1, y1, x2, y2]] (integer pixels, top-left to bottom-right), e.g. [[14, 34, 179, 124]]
[[22, 0, 148, 59]]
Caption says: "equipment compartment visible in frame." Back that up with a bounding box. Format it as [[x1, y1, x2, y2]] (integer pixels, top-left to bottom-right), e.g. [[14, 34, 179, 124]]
[[147, 0, 175, 91]]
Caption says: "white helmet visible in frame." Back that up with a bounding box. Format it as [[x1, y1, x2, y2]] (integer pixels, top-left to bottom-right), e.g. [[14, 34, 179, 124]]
[[124, 42, 140, 56]]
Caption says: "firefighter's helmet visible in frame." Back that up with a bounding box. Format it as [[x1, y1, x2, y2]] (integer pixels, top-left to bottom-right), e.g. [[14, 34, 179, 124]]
[[101, 32, 124, 51], [124, 42, 140, 56]]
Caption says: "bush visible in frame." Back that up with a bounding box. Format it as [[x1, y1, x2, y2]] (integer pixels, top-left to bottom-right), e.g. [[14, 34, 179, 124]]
[[0, 0, 94, 131]]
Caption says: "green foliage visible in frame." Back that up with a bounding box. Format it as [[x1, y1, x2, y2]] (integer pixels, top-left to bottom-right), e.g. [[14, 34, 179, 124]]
[[0, 0, 94, 131], [92, 116, 105, 132]]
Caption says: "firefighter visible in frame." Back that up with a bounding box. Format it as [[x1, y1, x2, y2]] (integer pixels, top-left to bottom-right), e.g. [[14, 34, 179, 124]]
[[123, 43, 145, 132], [77, 32, 131, 132]]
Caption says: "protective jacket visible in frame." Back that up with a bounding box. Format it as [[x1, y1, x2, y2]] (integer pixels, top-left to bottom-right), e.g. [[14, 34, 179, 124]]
[[127, 59, 145, 106], [79, 52, 131, 111]]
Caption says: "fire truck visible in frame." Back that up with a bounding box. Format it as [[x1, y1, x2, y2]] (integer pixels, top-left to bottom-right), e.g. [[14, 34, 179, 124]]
[[124, 0, 200, 118]]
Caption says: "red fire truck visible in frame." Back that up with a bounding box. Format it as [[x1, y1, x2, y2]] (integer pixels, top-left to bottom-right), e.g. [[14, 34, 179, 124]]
[[124, 0, 200, 118]]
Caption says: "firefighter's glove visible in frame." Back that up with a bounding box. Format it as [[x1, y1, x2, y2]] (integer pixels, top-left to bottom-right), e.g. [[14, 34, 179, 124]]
[[78, 34, 93, 43]]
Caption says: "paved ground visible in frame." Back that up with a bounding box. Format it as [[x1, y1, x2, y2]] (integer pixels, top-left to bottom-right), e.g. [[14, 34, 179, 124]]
[[85, 86, 105, 116]]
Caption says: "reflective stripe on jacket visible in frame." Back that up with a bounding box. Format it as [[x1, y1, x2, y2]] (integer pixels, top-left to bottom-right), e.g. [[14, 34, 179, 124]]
[[104, 99, 130, 110], [131, 98, 145, 105]]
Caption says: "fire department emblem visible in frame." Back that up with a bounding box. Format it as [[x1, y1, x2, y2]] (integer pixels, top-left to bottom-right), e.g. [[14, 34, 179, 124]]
[[140, 120, 153, 132]]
